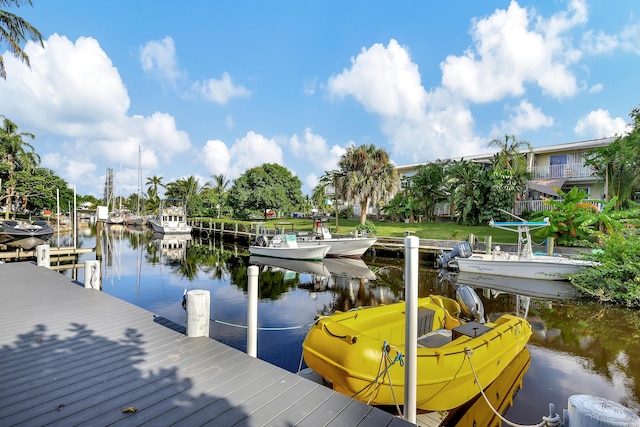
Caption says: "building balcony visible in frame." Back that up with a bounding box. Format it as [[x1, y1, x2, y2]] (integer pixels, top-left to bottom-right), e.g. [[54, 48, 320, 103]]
[[531, 163, 595, 179]]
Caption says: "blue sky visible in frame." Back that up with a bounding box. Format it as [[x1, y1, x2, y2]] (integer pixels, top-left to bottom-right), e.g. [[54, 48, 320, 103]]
[[1, 0, 638, 198]]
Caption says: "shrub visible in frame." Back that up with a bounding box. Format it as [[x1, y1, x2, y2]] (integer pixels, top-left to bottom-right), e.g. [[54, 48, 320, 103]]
[[356, 220, 378, 236]]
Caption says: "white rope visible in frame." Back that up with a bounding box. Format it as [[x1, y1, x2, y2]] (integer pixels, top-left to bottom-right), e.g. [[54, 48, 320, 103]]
[[464, 348, 561, 427]]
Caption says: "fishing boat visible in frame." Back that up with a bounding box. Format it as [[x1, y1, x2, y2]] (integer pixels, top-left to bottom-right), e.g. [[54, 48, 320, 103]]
[[444, 212, 595, 280], [250, 233, 330, 261], [147, 198, 192, 234], [302, 290, 532, 411], [0, 220, 54, 250], [295, 217, 377, 258]]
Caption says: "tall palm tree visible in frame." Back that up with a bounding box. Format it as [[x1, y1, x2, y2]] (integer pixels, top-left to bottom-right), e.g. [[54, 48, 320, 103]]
[[336, 144, 399, 225], [0, 115, 40, 217], [0, 0, 43, 79], [166, 175, 201, 215], [488, 134, 532, 171], [207, 173, 229, 196], [487, 135, 533, 210], [145, 175, 164, 196]]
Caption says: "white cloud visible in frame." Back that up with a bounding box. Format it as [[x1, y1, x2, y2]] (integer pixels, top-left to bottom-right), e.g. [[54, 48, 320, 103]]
[[588, 83, 603, 93], [225, 114, 235, 129], [303, 77, 318, 95], [202, 131, 283, 180], [139, 36, 185, 86], [0, 34, 191, 195], [582, 22, 640, 55], [491, 100, 554, 136], [202, 139, 231, 177], [289, 128, 343, 172], [328, 39, 426, 120], [441, 0, 584, 102], [574, 109, 629, 138], [140, 36, 250, 104], [191, 72, 250, 105], [327, 41, 485, 163]]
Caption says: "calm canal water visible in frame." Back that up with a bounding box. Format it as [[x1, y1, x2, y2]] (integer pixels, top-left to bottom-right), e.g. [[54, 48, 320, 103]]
[[65, 224, 640, 425]]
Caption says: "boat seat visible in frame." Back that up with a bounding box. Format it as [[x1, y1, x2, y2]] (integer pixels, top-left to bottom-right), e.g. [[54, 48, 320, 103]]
[[418, 329, 452, 348], [417, 308, 435, 337]]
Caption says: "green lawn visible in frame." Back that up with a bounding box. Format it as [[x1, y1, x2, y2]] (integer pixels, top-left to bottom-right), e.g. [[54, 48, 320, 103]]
[[253, 217, 521, 244]]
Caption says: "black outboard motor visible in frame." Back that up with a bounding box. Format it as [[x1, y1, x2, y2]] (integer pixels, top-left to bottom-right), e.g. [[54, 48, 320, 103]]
[[437, 241, 473, 267], [456, 285, 485, 324], [254, 235, 269, 247]]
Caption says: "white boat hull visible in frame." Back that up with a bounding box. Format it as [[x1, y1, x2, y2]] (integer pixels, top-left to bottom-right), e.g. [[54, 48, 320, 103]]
[[297, 237, 376, 258], [455, 254, 593, 280], [147, 219, 192, 234], [249, 244, 330, 261]]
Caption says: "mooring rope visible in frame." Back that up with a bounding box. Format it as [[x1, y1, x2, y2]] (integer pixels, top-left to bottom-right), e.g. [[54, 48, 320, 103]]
[[350, 341, 405, 417], [212, 319, 314, 331], [464, 348, 561, 427]]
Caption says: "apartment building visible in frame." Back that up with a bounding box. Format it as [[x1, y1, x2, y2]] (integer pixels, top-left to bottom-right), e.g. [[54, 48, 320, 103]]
[[394, 137, 613, 216]]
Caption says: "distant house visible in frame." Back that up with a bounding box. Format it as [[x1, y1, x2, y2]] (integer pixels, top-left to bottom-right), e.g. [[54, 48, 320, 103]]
[[393, 137, 613, 217]]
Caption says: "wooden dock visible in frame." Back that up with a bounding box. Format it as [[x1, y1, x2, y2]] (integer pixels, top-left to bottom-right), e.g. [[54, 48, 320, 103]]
[[0, 262, 413, 426]]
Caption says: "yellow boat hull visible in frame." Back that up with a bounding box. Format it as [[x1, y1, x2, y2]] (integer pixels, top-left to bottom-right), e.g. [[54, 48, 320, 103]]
[[302, 296, 532, 411]]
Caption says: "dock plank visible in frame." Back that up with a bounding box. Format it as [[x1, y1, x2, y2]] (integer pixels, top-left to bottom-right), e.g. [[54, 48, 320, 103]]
[[0, 262, 413, 426]]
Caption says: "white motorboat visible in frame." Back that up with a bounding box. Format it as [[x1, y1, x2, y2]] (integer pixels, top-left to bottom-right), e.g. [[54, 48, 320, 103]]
[[448, 211, 595, 280], [147, 199, 192, 234], [250, 234, 330, 261], [294, 218, 376, 258], [455, 251, 593, 280]]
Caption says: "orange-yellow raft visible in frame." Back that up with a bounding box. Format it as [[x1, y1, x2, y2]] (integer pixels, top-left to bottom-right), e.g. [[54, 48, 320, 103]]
[[302, 295, 532, 411]]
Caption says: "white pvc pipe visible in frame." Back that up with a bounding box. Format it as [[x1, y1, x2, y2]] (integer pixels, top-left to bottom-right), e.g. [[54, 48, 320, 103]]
[[84, 260, 101, 290], [247, 265, 259, 358], [36, 244, 50, 269], [186, 290, 210, 337], [404, 235, 419, 423]]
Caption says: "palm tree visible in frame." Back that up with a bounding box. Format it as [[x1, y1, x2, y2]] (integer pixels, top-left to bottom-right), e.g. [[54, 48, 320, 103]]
[[336, 144, 399, 225], [0, 115, 40, 217], [488, 135, 533, 211], [207, 174, 229, 196], [0, 0, 44, 79], [145, 175, 164, 195], [166, 175, 201, 215]]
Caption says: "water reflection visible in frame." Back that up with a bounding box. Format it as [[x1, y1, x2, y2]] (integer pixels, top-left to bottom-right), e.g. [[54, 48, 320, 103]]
[[71, 226, 640, 422]]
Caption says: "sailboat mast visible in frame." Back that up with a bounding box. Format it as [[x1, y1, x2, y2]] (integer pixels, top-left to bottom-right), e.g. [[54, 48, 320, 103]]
[[137, 146, 142, 216]]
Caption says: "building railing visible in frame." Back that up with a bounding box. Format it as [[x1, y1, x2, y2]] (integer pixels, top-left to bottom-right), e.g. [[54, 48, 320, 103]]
[[531, 163, 595, 179]]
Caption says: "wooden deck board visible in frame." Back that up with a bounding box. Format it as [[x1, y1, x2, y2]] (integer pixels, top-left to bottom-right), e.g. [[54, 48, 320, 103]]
[[0, 262, 413, 426]]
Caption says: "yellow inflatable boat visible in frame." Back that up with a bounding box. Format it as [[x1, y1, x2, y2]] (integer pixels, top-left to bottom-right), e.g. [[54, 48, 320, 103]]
[[302, 295, 531, 411]]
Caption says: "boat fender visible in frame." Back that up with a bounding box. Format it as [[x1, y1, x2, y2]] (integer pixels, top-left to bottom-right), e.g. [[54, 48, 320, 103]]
[[456, 285, 486, 324], [255, 235, 269, 247]]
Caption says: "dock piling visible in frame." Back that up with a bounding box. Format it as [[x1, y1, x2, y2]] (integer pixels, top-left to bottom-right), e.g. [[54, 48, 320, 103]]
[[186, 290, 211, 337], [84, 260, 101, 290], [36, 244, 50, 268], [247, 265, 258, 357]]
